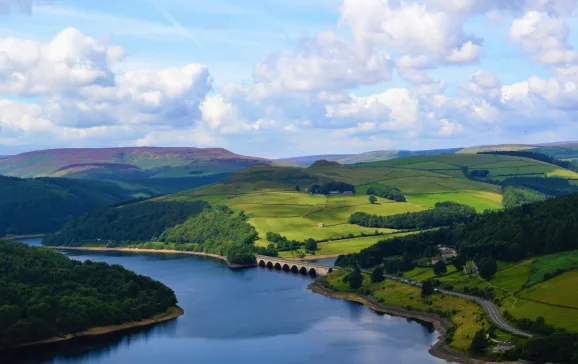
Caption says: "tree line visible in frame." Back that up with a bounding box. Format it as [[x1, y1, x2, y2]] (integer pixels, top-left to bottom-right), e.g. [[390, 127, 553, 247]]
[[365, 187, 406, 202], [0, 240, 177, 348], [479, 150, 578, 172], [308, 182, 355, 194], [348, 202, 477, 230], [337, 193, 578, 268]]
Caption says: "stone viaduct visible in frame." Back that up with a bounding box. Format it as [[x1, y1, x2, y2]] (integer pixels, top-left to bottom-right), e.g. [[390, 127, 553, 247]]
[[255, 255, 335, 277]]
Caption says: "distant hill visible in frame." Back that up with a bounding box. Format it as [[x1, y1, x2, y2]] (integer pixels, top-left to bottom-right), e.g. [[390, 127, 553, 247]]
[[337, 148, 461, 164], [456, 144, 536, 154], [0, 147, 290, 179], [276, 154, 354, 166], [0, 176, 157, 236]]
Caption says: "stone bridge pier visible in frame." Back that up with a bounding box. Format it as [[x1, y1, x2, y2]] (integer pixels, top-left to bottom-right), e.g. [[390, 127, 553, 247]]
[[255, 255, 335, 277]]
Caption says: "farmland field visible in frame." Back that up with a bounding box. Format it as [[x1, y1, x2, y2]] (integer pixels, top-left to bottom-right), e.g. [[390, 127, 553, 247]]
[[406, 191, 502, 212], [501, 296, 578, 331], [518, 270, 578, 308], [526, 250, 578, 286]]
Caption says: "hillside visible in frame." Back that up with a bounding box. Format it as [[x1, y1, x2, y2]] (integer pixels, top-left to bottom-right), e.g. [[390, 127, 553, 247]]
[[276, 154, 353, 166], [0, 176, 156, 236], [337, 148, 461, 164], [0, 147, 289, 179], [0, 240, 178, 349]]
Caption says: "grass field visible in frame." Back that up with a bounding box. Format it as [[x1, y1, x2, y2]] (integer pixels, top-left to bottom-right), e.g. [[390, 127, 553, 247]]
[[406, 191, 502, 212], [501, 296, 578, 331], [518, 270, 578, 308], [324, 270, 492, 352], [526, 250, 578, 286], [278, 234, 410, 257]]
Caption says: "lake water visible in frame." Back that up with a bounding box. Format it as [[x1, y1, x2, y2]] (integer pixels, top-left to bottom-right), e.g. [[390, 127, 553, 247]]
[[6, 238, 451, 364]]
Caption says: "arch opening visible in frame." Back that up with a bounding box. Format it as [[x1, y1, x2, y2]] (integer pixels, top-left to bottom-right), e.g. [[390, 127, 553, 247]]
[[282, 264, 290, 272], [266, 261, 273, 269], [274, 262, 282, 270], [258, 260, 266, 267], [291, 265, 299, 273], [308, 268, 317, 277], [299, 267, 308, 275]]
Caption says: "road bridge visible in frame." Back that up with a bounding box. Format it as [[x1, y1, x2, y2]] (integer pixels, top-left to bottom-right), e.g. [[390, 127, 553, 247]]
[[255, 255, 335, 277]]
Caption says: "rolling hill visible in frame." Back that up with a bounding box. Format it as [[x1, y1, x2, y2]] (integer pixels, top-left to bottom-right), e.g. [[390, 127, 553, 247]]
[[276, 154, 354, 166], [0, 147, 291, 179]]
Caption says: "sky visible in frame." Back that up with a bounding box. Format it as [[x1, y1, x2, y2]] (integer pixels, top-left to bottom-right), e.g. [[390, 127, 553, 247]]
[[1, 0, 578, 158]]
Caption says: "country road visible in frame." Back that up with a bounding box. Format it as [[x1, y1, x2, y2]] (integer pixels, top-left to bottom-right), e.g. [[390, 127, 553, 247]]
[[363, 269, 534, 338]]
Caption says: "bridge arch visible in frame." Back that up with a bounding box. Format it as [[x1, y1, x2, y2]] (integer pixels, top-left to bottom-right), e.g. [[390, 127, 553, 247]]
[[299, 267, 308, 275], [274, 262, 282, 270], [266, 261, 273, 269], [308, 268, 317, 277], [291, 265, 299, 273], [258, 260, 266, 267], [282, 264, 290, 272]]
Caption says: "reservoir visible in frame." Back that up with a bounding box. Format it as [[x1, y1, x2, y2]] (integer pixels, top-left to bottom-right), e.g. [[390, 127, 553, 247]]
[[7, 238, 450, 364]]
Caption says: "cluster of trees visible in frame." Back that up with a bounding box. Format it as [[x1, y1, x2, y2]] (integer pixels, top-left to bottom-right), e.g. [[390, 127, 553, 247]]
[[502, 186, 546, 209], [308, 182, 355, 195], [43, 200, 208, 246], [365, 187, 406, 202], [468, 169, 490, 178], [337, 193, 578, 268], [383, 254, 415, 274], [264, 232, 318, 253], [0, 176, 157, 236], [480, 150, 578, 172], [348, 202, 477, 230], [157, 206, 258, 264], [0, 240, 177, 348], [344, 266, 363, 289]]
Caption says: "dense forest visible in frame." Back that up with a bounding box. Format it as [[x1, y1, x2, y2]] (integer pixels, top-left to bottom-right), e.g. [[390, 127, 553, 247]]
[[348, 202, 477, 229], [480, 150, 578, 172], [158, 205, 258, 264], [308, 182, 355, 194], [337, 193, 578, 268], [0, 176, 157, 236], [42, 200, 208, 246], [365, 187, 406, 202], [0, 240, 177, 348], [501, 177, 578, 197]]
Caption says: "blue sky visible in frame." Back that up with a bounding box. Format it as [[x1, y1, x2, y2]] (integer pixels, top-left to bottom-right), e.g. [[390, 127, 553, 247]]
[[1, 0, 578, 158]]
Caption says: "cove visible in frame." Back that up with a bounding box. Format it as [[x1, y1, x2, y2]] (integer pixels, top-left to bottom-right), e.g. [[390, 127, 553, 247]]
[[7, 238, 451, 364]]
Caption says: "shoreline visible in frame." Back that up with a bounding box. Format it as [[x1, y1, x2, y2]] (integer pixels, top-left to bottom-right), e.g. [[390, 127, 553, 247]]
[[1, 305, 184, 352], [308, 281, 523, 364], [282, 254, 340, 261], [44, 246, 256, 270]]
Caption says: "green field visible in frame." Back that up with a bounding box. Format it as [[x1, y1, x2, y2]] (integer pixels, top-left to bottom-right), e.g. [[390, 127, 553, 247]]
[[406, 191, 502, 212], [526, 250, 578, 286], [501, 296, 578, 331], [518, 270, 578, 308]]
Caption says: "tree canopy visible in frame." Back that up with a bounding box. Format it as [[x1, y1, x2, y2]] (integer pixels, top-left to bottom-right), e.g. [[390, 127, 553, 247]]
[[0, 240, 176, 348]]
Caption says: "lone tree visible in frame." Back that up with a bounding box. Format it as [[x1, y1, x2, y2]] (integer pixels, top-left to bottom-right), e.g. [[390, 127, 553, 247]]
[[371, 265, 384, 283], [453, 255, 466, 271], [346, 266, 363, 290], [305, 238, 317, 252], [368, 195, 377, 204], [295, 185, 300, 192], [477, 257, 498, 279], [421, 279, 434, 297], [469, 329, 488, 355], [433, 260, 447, 276]]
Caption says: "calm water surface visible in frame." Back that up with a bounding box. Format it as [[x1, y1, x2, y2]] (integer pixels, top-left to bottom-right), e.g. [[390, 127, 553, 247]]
[[6, 238, 451, 364]]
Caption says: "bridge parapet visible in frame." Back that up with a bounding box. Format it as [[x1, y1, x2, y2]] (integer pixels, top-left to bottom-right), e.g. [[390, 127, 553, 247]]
[[255, 255, 336, 276]]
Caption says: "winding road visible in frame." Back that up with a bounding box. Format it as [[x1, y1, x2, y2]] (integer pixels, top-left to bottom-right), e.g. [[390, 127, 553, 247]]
[[366, 269, 534, 338]]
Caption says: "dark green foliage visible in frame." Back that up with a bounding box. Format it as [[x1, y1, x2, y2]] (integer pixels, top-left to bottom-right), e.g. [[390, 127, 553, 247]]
[[521, 333, 578, 363], [255, 243, 279, 257], [368, 195, 377, 204], [0, 176, 157, 236], [370, 266, 384, 283], [305, 238, 317, 252], [226, 244, 257, 265], [502, 186, 546, 209], [365, 187, 406, 202], [43, 200, 208, 246], [295, 185, 300, 192], [477, 257, 497, 279], [453, 255, 466, 271], [348, 202, 476, 230], [421, 279, 434, 297], [158, 205, 258, 256], [469, 169, 490, 178], [308, 182, 355, 195], [501, 177, 578, 197], [0, 240, 176, 348], [433, 260, 447, 275], [469, 330, 488, 354], [265, 232, 305, 251], [384, 255, 415, 274], [345, 267, 363, 289], [338, 193, 578, 268]]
